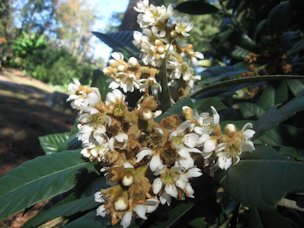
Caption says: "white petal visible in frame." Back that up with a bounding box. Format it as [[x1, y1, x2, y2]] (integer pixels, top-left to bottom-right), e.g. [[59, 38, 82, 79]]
[[124, 162, 134, 168], [134, 205, 147, 219], [113, 89, 124, 100], [177, 121, 191, 133], [183, 133, 199, 148], [106, 92, 116, 104], [96, 205, 107, 217], [150, 155, 163, 172], [136, 148, 153, 162], [242, 140, 255, 152], [94, 191, 104, 203], [146, 198, 159, 213], [242, 122, 253, 131], [175, 175, 188, 189], [185, 183, 194, 198], [204, 139, 217, 153], [211, 106, 220, 124], [108, 137, 115, 151], [152, 177, 163, 194], [116, 133, 128, 142], [243, 129, 255, 139], [121, 211, 132, 228], [178, 156, 194, 169], [218, 155, 232, 170], [160, 192, 171, 206], [165, 184, 178, 198], [187, 167, 202, 178], [87, 92, 100, 106], [112, 52, 123, 60]]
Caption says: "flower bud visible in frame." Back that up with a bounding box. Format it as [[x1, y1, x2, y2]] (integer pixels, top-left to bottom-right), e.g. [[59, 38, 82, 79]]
[[122, 175, 134, 186], [157, 46, 165, 54], [142, 110, 152, 120], [117, 64, 126, 72], [225, 124, 237, 134], [128, 57, 139, 67], [114, 197, 128, 211]]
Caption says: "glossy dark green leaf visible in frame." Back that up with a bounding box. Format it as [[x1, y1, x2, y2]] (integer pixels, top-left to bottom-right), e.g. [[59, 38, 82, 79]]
[[175, 1, 219, 15], [92, 31, 138, 58], [219, 146, 304, 210], [0, 150, 94, 220], [23, 196, 98, 228], [64, 210, 108, 228], [275, 81, 289, 104], [39, 132, 70, 154], [200, 66, 247, 85], [254, 90, 304, 137], [148, 201, 195, 227], [287, 79, 304, 96], [195, 97, 227, 113], [238, 102, 265, 119], [156, 96, 193, 122], [158, 60, 172, 112], [258, 125, 304, 148], [257, 86, 275, 110], [192, 75, 304, 98], [278, 146, 304, 161], [188, 217, 208, 228], [287, 38, 304, 56], [267, 2, 290, 35]]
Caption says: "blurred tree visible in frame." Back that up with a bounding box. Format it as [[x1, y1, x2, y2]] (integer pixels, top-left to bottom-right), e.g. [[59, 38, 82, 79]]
[[55, 0, 97, 62], [17, 0, 58, 36]]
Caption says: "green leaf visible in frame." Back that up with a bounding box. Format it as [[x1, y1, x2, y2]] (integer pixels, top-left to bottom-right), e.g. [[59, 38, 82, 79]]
[[200, 66, 247, 85], [0, 150, 94, 220], [175, 1, 219, 15], [287, 79, 304, 96], [192, 75, 304, 98], [188, 217, 208, 228], [238, 102, 265, 119], [92, 31, 138, 58], [219, 146, 304, 210], [267, 1, 290, 35], [23, 196, 98, 228], [278, 146, 304, 161], [64, 210, 108, 228], [275, 81, 289, 104], [254, 91, 304, 137], [39, 132, 70, 154], [195, 97, 227, 113], [158, 60, 172, 112], [258, 125, 304, 148], [156, 96, 194, 122], [148, 201, 195, 227], [287, 38, 304, 56], [257, 85, 275, 110], [248, 208, 263, 228]]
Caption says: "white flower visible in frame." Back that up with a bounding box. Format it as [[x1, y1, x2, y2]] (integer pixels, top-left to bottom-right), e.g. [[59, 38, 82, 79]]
[[109, 132, 128, 151], [175, 17, 193, 37], [105, 89, 125, 105], [150, 154, 163, 172]]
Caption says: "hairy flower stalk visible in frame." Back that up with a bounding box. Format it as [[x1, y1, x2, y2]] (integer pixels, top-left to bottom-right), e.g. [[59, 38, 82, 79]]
[[67, 1, 255, 227]]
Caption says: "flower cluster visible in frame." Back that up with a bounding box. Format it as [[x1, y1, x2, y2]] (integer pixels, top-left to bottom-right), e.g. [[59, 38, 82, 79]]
[[68, 79, 255, 227], [67, 1, 255, 227], [103, 0, 203, 100]]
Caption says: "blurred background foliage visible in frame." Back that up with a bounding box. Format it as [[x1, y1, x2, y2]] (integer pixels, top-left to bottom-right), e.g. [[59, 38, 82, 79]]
[[0, 0, 105, 87]]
